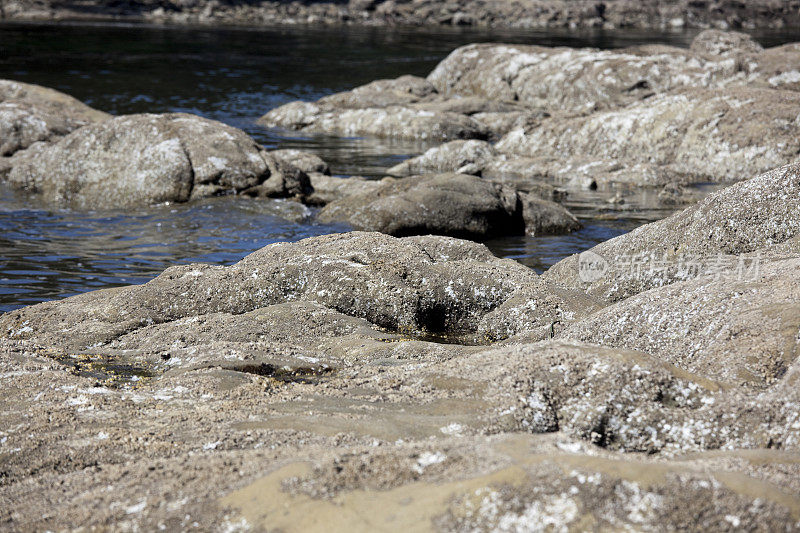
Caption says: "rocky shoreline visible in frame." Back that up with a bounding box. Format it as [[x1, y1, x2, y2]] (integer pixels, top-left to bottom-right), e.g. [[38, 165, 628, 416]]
[[2, 0, 800, 30], [2, 29, 800, 531]]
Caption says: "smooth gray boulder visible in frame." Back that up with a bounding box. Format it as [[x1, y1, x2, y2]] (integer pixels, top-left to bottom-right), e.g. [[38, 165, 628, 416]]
[[305, 173, 383, 206], [1, 113, 310, 208], [542, 163, 800, 302], [0, 79, 111, 156], [317, 173, 580, 239]]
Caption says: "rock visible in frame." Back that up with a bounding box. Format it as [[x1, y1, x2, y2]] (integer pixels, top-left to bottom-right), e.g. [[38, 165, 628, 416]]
[[749, 43, 800, 92], [317, 173, 580, 239], [317, 74, 437, 109], [560, 257, 800, 391], [519, 193, 581, 236], [268, 148, 330, 175], [0, 79, 110, 156], [258, 102, 489, 142], [1, 113, 310, 208], [496, 87, 800, 184], [305, 173, 383, 206], [0, 232, 549, 347], [386, 139, 498, 176], [426, 42, 740, 113], [543, 163, 800, 301], [482, 155, 683, 192], [690, 29, 764, 57]]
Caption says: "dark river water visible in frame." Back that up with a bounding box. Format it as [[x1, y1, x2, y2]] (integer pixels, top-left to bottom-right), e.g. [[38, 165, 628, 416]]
[[1, 21, 799, 312]]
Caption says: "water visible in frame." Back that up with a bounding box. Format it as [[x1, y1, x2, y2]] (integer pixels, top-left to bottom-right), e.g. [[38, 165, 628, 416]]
[[1, 21, 799, 312]]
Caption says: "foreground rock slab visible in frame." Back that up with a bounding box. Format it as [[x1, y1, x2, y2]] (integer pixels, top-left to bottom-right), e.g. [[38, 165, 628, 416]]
[[543, 163, 800, 301]]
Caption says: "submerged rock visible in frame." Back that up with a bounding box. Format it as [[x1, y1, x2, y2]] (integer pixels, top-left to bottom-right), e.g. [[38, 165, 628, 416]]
[[1, 113, 310, 208], [317, 173, 580, 239], [0, 79, 110, 156]]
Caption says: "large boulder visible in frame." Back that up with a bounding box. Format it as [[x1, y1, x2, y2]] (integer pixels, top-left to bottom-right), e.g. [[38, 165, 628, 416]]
[[317, 173, 580, 239], [0, 232, 555, 348], [0, 79, 110, 156], [496, 87, 800, 184], [1, 113, 310, 208], [426, 42, 740, 113], [542, 163, 800, 301]]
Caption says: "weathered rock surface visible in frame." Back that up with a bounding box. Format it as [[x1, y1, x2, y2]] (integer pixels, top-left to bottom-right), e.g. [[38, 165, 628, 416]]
[[305, 173, 383, 206], [5, 0, 800, 31], [317, 173, 580, 239], [0, 232, 574, 347], [0, 79, 110, 156], [561, 257, 800, 390], [429, 33, 800, 113], [690, 29, 764, 57], [543, 163, 800, 301], [496, 86, 800, 184], [268, 148, 330, 175], [387, 139, 499, 177], [1, 113, 311, 208], [3, 222, 800, 529], [259, 101, 489, 142]]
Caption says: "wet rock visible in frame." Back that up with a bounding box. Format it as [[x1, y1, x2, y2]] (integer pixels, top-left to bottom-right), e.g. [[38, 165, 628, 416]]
[[1, 113, 309, 208], [268, 148, 330, 175], [387, 139, 498, 176], [258, 102, 489, 142], [543, 163, 800, 301], [305, 173, 383, 206], [496, 87, 800, 184], [519, 193, 581, 236], [317, 173, 580, 239], [0, 79, 110, 156]]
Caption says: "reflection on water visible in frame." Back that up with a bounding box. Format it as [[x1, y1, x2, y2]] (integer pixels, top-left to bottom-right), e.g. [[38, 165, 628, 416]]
[[1, 22, 799, 311]]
